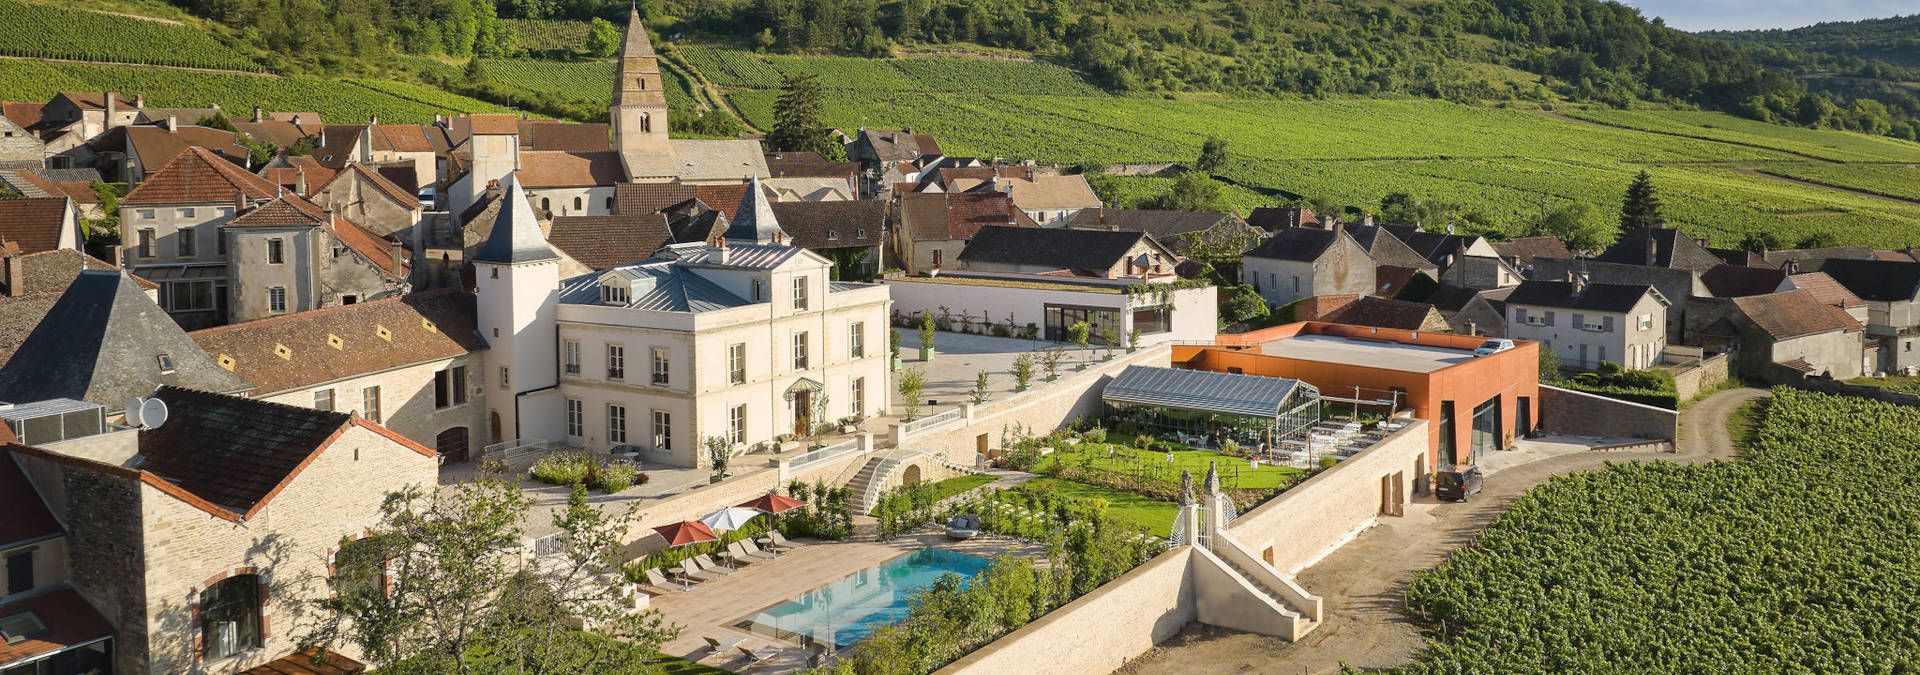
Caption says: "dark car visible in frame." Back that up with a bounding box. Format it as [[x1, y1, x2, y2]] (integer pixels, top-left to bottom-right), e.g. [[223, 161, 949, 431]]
[[1435, 465, 1484, 502]]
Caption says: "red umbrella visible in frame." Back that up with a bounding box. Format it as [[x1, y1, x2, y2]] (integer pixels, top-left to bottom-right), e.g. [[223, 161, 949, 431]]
[[652, 520, 719, 547], [737, 492, 807, 515]]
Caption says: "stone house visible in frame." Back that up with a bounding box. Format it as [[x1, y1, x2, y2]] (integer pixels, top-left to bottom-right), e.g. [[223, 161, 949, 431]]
[[120, 147, 277, 328], [1504, 277, 1669, 370], [1531, 227, 1718, 343], [1343, 224, 1439, 279], [892, 190, 1029, 274], [1813, 258, 1920, 374], [224, 194, 411, 323], [1490, 235, 1575, 271], [1240, 226, 1375, 308], [0, 385, 438, 674], [0, 112, 44, 167], [942, 168, 1100, 227], [771, 199, 889, 280], [1065, 208, 1263, 264], [1690, 290, 1866, 380], [1243, 206, 1318, 232], [189, 288, 488, 460], [36, 93, 141, 147], [846, 128, 941, 176], [87, 122, 250, 185], [955, 225, 1182, 280], [307, 162, 424, 245], [1781, 271, 1868, 325]]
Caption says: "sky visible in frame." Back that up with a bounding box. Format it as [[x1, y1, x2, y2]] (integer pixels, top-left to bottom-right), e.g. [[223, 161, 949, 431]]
[[1618, 0, 1914, 31]]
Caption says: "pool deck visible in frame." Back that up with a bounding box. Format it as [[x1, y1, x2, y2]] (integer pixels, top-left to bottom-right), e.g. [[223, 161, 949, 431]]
[[651, 531, 1042, 673]]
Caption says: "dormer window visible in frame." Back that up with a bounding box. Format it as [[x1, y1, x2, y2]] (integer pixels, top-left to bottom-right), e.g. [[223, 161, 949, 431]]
[[157, 354, 175, 374], [601, 283, 629, 304], [827, 230, 838, 241]]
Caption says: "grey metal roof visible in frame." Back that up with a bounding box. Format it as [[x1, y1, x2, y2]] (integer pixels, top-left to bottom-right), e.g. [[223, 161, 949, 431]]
[[471, 174, 560, 265], [559, 263, 750, 313], [0, 270, 252, 408], [830, 281, 878, 293], [667, 241, 806, 270], [1103, 365, 1306, 418]]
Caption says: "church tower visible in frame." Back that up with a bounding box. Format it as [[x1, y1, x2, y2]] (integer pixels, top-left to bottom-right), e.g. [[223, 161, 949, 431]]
[[611, 7, 670, 156]]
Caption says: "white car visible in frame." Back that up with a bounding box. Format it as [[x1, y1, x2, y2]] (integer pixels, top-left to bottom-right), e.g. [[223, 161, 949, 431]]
[[1473, 339, 1515, 357], [416, 187, 437, 211]]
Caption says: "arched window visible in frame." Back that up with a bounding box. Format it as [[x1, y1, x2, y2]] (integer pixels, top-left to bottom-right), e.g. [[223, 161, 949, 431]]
[[639, 113, 651, 134], [201, 574, 263, 660], [573, 196, 582, 211]]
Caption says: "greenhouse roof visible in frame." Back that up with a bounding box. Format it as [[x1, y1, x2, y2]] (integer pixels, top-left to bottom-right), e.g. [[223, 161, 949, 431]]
[[1103, 365, 1309, 418]]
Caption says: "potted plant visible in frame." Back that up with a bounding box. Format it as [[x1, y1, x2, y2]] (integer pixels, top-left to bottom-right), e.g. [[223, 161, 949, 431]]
[[705, 435, 731, 484], [840, 415, 862, 434], [918, 311, 936, 362], [777, 433, 801, 453], [889, 329, 902, 371]]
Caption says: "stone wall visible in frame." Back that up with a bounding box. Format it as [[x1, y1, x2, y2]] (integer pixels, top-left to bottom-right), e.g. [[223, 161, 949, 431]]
[[899, 344, 1172, 465], [1670, 352, 1730, 401], [260, 354, 487, 458], [1779, 372, 1920, 408], [1224, 420, 1429, 575], [57, 464, 151, 673], [1538, 384, 1677, 440], [940, 547, 1196, 675]]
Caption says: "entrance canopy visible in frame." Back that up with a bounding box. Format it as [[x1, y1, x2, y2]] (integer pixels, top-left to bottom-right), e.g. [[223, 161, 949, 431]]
[[1103, 365, 1314, 417]]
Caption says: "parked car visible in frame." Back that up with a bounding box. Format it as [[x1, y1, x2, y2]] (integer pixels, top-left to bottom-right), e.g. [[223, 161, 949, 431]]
[[1473, 339, 1515, 357], [416, 186, 437, 211], [1435, 465, 1483, 502]]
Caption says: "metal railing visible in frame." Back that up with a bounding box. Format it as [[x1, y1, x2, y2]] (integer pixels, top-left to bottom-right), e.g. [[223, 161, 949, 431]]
[[785, 438, 861, 473], [901, 407, 963, 436], [483, 438, 560, 470]]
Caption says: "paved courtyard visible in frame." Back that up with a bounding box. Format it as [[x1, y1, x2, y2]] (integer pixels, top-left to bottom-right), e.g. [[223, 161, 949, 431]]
[[892, 328, 1107, 412]]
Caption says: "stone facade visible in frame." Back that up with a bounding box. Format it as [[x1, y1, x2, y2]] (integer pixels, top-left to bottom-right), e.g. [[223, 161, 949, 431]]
[[1241, 233, 1373, 308], [0, 114, 44, 166], [226, 225, 408, 323], [123, 201, 239, 328], [259, 354, 487, 458], [1507, 290, 1668, 370]]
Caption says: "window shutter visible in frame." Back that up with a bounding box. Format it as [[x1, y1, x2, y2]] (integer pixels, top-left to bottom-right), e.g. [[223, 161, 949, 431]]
[[1514, 308, 1527, 323], [1572, 312, 1584, 329], [1544, 310, 1556, 326], [1603, 315, 1615, 331]]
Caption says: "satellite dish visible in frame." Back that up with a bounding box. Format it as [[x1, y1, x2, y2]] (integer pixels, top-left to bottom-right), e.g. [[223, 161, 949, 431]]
[[139, 398, 169, 430], [126, 397, 148, 428]]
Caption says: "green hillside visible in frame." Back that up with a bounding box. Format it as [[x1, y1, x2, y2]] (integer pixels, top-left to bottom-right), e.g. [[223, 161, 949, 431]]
[[0, 0, 259, 70], [0, 58, 512, 123]]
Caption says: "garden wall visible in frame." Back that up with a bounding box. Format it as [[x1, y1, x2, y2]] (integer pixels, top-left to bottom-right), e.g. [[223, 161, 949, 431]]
[[940, 547, 1197, 675], [1225, 420, 1429, 575], [1671, 352, 1731, 401], [1538, 385, 1677, 440], [899, 343, 1174, 466]]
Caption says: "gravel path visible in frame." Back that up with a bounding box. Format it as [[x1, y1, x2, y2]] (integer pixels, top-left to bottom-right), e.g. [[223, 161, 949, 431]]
[[1117, 387, 1769, 674]]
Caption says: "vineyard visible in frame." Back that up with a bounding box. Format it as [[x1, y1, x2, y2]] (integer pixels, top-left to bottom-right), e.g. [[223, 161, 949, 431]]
[[678, 46, 1101, 96], [502, 18, 590, 55], [0, 59, 503, 124], [1757, 162, 1920, 202], [1399, 389, 1920, 673], [476, 58, 698, 111], [0, 0, 259, 71]]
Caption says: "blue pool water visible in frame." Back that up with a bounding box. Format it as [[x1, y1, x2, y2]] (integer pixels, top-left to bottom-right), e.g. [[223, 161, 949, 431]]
[[733, 548, 990, 648]]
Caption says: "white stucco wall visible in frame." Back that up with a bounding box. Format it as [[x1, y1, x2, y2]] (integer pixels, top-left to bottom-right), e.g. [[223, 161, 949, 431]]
[[883, 277, 1216, 345]]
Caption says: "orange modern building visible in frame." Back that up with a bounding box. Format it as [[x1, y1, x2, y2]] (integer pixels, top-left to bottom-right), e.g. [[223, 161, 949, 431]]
[[1172, 322, 1540, 472]]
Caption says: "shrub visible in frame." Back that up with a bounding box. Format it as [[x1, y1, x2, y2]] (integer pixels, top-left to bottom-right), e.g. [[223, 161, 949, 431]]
[[529, 453, 591, 486]]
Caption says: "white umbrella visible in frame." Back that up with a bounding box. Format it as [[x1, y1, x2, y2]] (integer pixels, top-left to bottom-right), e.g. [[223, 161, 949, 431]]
[[698, 506, 763, 533]]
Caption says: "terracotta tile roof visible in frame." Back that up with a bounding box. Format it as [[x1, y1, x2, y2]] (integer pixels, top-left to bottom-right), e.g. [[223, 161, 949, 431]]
[[374, 163, 419, 195], [0, 198, 69, 253], [901, 191, 1019, 241], [547, 214, 672, 270], [1374, 265, 1427, 297], [190, 288, 482, 395], [123, 147, 278, 205], [770, 200, 886, 249], [0, 293, 60, 367], [1786, 272, 1864, 309], [314, 125, 364, 168], [693, 185, 746, 219], [0, 447, 60, 546], [1294, 294, 1360, 321], [613, 182, 697, 216], [233, 119, 312, 149], [136, 386, 359, 515], [48, 181, 99, 204], [0, 169, 58, 198], [517, 150, 623, 188], [4, 248, 155, 296], [1701, 264, 1787, 298], [96, 125, 249, 173], [371, 124, 438, 153], [325, 214, 408, 279], [265, 111, 323, 125], [240, 648, 365, 674], [765, 152, 859, 180], [1732, 290, 1862, 341], [1318, 295, 1446, 331], [229, 194, 328, 227], [54, 91, 132, 110], [467, 114, 520, 136], [1, 102, 44, 129], [0, 586, 112, 668], [520, 121, 608, 152], [1491, 236, 1574, 265]]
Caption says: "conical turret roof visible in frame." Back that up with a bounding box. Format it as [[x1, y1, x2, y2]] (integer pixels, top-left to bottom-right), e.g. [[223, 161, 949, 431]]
[[722, 176, 787, 244], [472, 174, 558, 265]]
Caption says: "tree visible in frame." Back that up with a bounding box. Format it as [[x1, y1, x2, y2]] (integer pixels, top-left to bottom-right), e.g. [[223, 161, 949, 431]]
[[1011, 353, 1034, 391], [1796, 232, 1838, 249], [584, 18, 620, 57], [1127, 326, 1141, 353], [898, 368, 927, 419], [1194, 136, 1228, 174], [769, 73, 835, 157], [1067, 321, 1091, 352], [706, 435, 731, 481], [1538, 342, 1560, 382], [969, 370, 991, 405], [1618, 170, 1664, 236], [889, 327, 902, 365], [1739, 231, 1783, 253], [1039, 348, 1064, 381], [1099, 326, 1117, 359], [1153, 172, 1222, 212], [1527, 202, 1609, 255], [301, 478, 674, 672], [464, 56, 488, 84], [1221, 285, 1269, 325]]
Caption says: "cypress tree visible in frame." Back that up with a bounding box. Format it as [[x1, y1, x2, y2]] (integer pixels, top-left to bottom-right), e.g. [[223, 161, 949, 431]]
[[1618, 170, 1664, 236]]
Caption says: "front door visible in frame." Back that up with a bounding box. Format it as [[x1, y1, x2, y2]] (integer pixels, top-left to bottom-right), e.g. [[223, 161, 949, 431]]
[[793, 390, 811, 436], [1516, 397, 1532, 439]]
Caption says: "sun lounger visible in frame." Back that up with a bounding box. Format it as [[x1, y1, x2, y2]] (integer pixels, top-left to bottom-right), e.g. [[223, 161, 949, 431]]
[[695, 554, 735, 574], [741, 539, 779, 560], [737, 644, 792, 666], [703, 634, 744, 655], [725, 542, 762, 567], [679, 560, 719, 582], [764, 531, 801, 550], [643, 567, 688, 591]]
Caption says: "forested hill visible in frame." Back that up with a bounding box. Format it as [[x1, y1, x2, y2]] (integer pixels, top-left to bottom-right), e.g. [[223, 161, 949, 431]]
[[1713, 15, 1920, 68]]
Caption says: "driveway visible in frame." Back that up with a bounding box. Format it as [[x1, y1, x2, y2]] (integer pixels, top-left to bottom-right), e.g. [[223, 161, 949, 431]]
[[1118, 387, 1770, 674]]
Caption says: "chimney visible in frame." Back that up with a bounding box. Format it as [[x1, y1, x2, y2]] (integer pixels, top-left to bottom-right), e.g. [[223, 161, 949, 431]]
[[103, 91, 115, 126], [1464, 320, 1478, 336], [1645, 232, 1658, 266], [713, 236, 730, 264], [294, 168, 307, 195], [165, 115, 177, 133], [133, 94, 144, 109], [1333, 220, 1345, 237], [1362, 214, 1375, 227], [210, 103, 220, 112], [368, 114, 379, 125], [2, 251, 21, 297], [1572, 272, 1589, 296], [252, 106, 263, 123], [389, 239, 406, 276], [105, 245, 122, 268]]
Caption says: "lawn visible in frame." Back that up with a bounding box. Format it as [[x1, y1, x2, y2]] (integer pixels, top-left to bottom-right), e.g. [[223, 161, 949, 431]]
[[924, 474, 997, 502], [1016, 477, 1177, 535], [1047, 441, 1305, 492]]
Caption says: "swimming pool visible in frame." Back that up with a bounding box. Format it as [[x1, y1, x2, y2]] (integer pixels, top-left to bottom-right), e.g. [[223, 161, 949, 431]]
[[733, 548, 990, 648]]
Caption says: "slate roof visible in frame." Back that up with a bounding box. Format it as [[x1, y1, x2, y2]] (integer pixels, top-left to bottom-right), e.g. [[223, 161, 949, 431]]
[[232, 119, 312, 149], [1243, 227, 1340, 262], [0, 294, 60, 367], [857, 129, 941, 163], [957, 225, 1152, 272], [1701, 264, 1787, 298], [559, 260, 751, 313], [664, 241, 807, 270], [1103, 365, 1308, 418], [1786, 272, 1864, 309], [1425, 283, 1484, 313], [136, 386, 352, 514], [1381, 224, 1484, 267], [190, 289, 483, 394], [1816, 258, 1920, 302], [1732, 290, 1862, 341], [722, 176, 785, 243], [0, 449, 60, 547], [547, 214, 672, 269], [765, 152, 858, 180], [1503, 280, 1662, 313], [1345, 224, 1436, 271], [770, 200, 886, 249], [0, 197, 69, 253], [1492, 236, 1574, 265], [662, 198, 727, 244], [900, 191, 1018, 241], [518, 150, 625, 188], [122, 147, 278, 205], [1591, 227, 1722, 271], [2, 249, 155, 297], [471, 175, 559, 264], [1318, 295, 1443, 331], [1766, 247, 1876, 270], [1064, 208, 1240, 241], [0, 271, 251, 407]]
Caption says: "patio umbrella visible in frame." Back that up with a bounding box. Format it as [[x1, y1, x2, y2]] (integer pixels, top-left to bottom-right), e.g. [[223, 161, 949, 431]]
[[698, 506, 764, 533], [737, 492, 807, 515], [652, 520, 719, 547]]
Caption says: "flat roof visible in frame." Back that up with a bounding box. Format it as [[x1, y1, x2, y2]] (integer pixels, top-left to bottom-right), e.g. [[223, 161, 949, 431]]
[[1260, 334, 1476, 374]]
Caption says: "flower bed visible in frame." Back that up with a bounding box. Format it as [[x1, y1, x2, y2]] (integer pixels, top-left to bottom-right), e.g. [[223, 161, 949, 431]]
[[529, 452, 646, 493]]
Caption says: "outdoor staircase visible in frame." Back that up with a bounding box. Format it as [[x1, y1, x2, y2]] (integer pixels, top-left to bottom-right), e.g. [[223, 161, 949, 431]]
[[846, 456, 897, 514], [1218, 555, 1314, 630]]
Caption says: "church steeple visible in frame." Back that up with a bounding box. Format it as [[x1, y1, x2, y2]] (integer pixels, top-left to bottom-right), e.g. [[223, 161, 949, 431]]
[[611, 7, 669, 156]]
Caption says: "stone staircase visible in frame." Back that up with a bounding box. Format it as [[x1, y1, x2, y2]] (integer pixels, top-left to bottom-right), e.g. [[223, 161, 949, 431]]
[[1218, 553, 1312, 629], [845, 456, 897, 514]]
